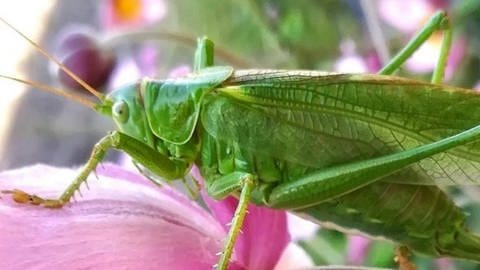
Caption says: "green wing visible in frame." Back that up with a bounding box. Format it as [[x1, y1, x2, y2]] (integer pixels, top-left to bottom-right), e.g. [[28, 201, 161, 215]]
[[201, 69, 480, 185]]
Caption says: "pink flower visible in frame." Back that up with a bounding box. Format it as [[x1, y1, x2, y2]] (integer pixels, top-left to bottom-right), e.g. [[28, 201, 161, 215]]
[[0, 164, 290, 270], [379, 0, 436, 33], [168, 65, 191, 78], [54, 29, 116, 91], [192, 166, 291, 270], [346, 235, 371, 265], [378, 0, 465, 78], [100, 0, 166, 30], [334, 40, 368, 73], [403, 35, 465, 80], [435, 257, 454, 270]]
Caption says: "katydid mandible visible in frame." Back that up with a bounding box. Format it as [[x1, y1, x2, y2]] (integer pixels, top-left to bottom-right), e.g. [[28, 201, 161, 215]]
[[2, 11, 480, 269]]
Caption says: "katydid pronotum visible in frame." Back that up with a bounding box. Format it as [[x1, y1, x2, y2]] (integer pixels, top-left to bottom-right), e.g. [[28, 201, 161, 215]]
[[1, 10, 480, 270]]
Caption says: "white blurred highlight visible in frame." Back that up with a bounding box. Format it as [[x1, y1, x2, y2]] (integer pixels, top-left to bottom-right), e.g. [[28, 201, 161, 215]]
[[0, 1, 56, 166]]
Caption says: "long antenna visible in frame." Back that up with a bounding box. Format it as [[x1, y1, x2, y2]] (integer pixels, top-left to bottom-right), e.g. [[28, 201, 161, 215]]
[[0, 74, 96, 108], [0, 17, 105, 100]]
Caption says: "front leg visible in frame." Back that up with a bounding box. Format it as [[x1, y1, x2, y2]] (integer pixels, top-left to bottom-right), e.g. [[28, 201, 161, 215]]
[[2, 131, 188, 208], [2, 133, 115, 208], [205, 171, 256, 270]]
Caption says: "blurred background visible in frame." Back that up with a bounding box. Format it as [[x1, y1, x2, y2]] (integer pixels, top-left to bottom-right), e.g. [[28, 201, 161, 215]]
[[1, 0, 480, 269]]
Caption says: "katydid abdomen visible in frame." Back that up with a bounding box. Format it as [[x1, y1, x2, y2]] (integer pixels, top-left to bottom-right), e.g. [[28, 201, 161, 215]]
[[197, 69, 480, 262], [299, 182, 480, 261]]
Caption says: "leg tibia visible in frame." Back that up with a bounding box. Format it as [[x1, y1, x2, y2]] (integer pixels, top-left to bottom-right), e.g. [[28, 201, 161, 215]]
[[378, 11, 452, 84], [215, 174, 255, 270]]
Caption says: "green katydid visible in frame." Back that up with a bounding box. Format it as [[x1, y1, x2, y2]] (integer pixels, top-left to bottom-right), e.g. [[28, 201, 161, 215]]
[[2, 10, 480, 269]]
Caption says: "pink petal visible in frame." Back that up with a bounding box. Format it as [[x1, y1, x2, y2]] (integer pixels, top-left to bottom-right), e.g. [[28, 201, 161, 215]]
[[334, 55, 368, 73], [107, 57, 142, 89], [0, 164, 238, 270], [347, 235, 371, 265], [191, 166, 290, 270], [378, 0, 434, 33], [273, 242, 314, 270], [405, 36, 441, 73], [168, 65, 191, 78], [136, 44, 159, 77], [445, 38, 467, 81], [365, 51, 382, 73], [404, 36, 466, 77], [141, 0, 167, 24], [334, 40, 368, 73], [100, 0, 166, 30], [435, 257, 454, 270], [287, 213, 319, 241]]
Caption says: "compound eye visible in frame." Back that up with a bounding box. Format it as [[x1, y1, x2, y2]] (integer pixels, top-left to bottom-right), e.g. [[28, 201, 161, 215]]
[[112, 100, 129, 123]]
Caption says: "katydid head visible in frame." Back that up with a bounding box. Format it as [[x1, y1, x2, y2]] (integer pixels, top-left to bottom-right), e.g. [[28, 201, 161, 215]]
[[106, 77, 205, 165], [100, 81, 156, 148]]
